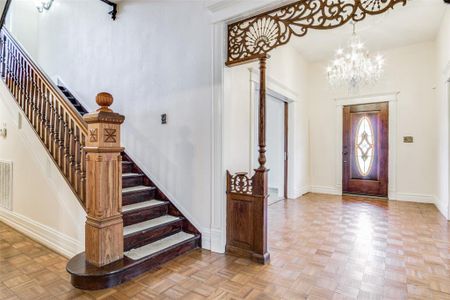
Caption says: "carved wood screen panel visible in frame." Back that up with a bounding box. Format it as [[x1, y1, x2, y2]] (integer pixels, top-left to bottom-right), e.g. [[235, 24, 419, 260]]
[[226, 0, 408, 66]]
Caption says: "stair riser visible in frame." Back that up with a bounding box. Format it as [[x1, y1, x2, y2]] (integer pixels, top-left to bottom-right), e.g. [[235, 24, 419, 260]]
[[122, 176, 145, 188], [123, 204, 168, 226], [122, 163, 133, 173], [124, 220, 183, 251], [122, 190, 156, 206]]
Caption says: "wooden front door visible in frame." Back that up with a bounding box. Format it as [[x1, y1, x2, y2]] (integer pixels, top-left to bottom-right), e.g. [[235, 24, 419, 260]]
[[343, 102, 388, 197]]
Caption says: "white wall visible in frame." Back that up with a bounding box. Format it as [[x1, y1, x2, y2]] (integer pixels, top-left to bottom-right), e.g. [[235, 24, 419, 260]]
[[6, 0, 214, 245], [224, 44, 310, 199], [308, 42, 437, 202], [0, 83, 85, 257], [435, 8, 450, 219]]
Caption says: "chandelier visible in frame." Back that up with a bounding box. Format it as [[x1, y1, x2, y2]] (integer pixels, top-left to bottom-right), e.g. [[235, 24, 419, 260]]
[[327, 23, 384, 91]]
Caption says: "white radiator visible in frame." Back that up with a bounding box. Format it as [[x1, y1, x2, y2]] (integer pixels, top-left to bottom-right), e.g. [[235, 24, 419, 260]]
[[0, 160, 13, 210]]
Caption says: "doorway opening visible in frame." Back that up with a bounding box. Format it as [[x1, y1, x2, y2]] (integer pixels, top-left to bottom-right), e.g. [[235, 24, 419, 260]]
[[342, 102, 389, 197], [255, 88, 289, 205]]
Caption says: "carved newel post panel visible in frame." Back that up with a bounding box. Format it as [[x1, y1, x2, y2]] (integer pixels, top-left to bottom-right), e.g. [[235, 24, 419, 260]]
[[83, 93, 125, 267]]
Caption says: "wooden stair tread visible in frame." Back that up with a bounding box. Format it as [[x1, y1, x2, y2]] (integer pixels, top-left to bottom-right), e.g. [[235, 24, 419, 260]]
[[124, 232, 195, 261], [122, 185, 155, 194], [67, 234, 201, 290], [124, 215, 182, 236], [122, 200, 166, 213], [122, 173, 143, 178]]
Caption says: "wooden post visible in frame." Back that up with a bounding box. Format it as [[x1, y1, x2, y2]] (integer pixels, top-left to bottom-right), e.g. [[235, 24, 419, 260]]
[[225, 55, 270, 265], [252, 55, 270, 264], [83, 93, 125, 267]]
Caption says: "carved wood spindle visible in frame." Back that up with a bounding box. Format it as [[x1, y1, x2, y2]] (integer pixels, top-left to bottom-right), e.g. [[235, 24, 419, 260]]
[[80, 133, 87, 202], [31, 70, 37, 128], [25, 63, 32, 120], [73, 126, 81, 193], [37, 79, 43, 139], [58, 105, 65, 168], [84, 93, 125, 267], [63, 112, 70, 177], [0, 33, 5, 78]]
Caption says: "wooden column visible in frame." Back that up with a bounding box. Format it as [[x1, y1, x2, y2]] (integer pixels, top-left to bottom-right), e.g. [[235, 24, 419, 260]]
[[225, 55, 270, 264], [83, 93, 125, 267], [252, 56, 270, 264]]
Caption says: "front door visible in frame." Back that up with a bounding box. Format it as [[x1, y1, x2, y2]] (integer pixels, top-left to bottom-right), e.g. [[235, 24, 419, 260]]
[[343, 102, 388, 197]]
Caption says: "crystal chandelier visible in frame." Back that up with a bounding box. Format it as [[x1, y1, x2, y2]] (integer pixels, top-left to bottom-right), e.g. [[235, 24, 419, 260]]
[[327, 23, 384, 91]]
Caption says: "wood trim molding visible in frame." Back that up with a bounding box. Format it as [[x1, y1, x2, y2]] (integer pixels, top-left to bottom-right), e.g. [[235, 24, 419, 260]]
[[335, 92, 399, 199], [226, 0, 408, 65], [210, 22, 227, 253]]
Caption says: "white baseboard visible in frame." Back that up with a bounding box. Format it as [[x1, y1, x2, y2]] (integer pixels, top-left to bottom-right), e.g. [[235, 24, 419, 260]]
[[433, 196, 449, 220], [210, 228, 225, 253], [391, 193, 435, 203], [0, 208, 83, 258], [310, 185, 342, 196], [201, 228, 211, 250], [288, 185, 312, 199]]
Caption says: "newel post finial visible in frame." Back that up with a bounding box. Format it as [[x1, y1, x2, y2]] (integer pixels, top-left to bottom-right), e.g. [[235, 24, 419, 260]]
[[96, 92, 114, 112], [83, 92, 125, 267]]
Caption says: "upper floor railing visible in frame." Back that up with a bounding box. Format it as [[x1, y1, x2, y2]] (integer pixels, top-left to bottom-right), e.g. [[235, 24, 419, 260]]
[[0, 27, 88, 206]]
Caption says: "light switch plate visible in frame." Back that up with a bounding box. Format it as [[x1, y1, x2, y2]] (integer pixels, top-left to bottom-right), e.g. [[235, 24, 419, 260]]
[[403, 136, 414, 143]]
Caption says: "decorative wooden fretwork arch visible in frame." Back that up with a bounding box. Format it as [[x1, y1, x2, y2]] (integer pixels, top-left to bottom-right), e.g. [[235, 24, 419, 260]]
[[226, 0, 407, 66], [225, 0, 411, 265]]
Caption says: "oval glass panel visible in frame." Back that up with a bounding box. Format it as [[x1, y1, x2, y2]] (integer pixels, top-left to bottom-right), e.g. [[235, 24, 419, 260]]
[[355, 116, 375, 176]]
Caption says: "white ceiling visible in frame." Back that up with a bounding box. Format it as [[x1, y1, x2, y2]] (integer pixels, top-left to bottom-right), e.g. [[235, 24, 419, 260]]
[[289, 0, 447, 62]]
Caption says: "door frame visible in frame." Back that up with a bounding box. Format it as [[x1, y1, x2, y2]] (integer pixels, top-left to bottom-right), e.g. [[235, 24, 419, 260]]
[[249, 68, 295, 199], [335, 92, 399, 199]]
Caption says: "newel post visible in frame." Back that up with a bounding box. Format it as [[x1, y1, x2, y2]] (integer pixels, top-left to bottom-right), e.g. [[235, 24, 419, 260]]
[[83, 93, 125, 267]]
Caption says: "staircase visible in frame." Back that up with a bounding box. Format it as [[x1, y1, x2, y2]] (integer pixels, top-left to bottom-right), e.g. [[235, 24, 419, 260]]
[[0, 27, 201, 291], [67, 149, 201, 289], [59, 86, 201, 289]]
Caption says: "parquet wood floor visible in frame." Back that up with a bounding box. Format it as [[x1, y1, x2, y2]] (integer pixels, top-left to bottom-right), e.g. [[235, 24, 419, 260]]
[[1, 193, 449, 299]]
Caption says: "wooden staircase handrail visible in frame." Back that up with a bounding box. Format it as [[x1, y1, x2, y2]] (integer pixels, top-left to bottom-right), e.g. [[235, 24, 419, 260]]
[[1, 28, 88, 133], [0, 27, 89, 207]]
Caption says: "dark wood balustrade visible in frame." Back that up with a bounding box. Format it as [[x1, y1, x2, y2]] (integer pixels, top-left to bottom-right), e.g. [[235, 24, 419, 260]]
[[0, 28, 88, 207]]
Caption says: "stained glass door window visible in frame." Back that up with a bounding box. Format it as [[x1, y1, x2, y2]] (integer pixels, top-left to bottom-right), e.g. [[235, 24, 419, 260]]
[[355, 116, 375, 176]]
